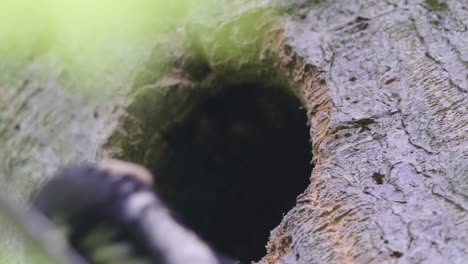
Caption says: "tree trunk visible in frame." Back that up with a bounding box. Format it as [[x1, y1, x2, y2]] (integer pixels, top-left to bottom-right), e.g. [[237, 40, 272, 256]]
[[260, 0, 468, 263], [1, 0, 467, 263]]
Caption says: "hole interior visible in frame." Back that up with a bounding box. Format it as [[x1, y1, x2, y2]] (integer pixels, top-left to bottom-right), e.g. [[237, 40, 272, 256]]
[[372, 173, 385, 185], [112, 79, 313, 262]]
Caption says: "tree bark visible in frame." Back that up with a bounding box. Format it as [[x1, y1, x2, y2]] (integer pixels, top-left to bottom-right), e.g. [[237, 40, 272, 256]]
[[261, 0, 468, 263], [1, 0, 467, 263]]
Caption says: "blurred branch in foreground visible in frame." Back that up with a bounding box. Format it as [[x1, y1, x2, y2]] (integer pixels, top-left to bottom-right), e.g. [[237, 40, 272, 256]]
[[0, 190, 88, 264]]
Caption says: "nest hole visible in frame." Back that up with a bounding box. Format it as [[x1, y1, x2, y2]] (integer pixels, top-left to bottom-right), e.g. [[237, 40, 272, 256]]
[[121, 81, 313, 262]]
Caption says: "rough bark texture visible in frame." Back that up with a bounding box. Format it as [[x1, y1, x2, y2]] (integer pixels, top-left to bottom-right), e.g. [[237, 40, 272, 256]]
[[261, 0, 468, 263], [1, 0, 467, 263]]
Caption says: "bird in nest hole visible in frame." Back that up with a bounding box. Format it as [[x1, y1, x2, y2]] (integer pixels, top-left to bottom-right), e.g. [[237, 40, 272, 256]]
[[32, 159, 237, 264]]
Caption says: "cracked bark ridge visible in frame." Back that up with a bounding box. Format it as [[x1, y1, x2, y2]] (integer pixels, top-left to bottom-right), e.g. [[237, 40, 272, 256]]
[[260, 0, 468, 263]]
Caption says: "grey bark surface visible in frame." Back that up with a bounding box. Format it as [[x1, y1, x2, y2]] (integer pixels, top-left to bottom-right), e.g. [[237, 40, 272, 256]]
[[1, 0, 467, 263], [261, 0, 468, 263]]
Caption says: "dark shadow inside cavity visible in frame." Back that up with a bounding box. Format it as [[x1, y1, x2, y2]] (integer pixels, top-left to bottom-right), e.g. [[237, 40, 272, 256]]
[[151, 84, 313, 262]]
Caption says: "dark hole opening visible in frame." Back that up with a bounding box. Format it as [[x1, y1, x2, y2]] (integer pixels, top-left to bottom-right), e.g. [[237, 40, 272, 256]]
[[150, 84, 313, 262], [372, 173, 385, 185]]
